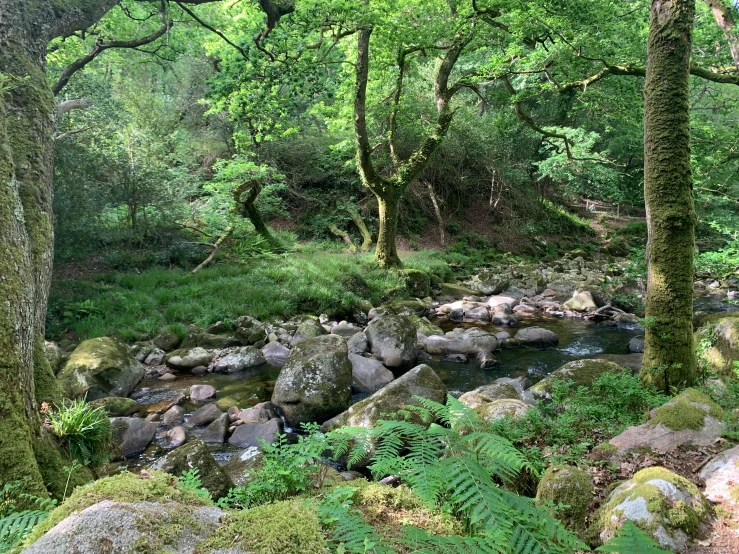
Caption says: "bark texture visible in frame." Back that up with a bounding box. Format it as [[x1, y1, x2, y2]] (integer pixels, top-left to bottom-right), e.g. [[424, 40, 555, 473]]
[[641, 0, 698, 391]]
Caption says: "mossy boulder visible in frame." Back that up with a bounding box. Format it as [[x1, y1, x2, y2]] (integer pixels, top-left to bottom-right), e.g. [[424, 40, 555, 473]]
[[271, 334, 352, 428], [529, 359, 624, 399], [323, 364, 446, 430], [594, 467, 712, 552], [199, 499, 329, 554], [153, 331, 181, 351], [370, 299, 430, 319], [365, 314, 418, 368], [474, 399, 530, 423], [438, 282, 483, 299], [536, 465, 593, 534], [165, 347, 213, 370], [290, 318, 328, 346], [400, 268, 431, 298], [609, 388, 725, 454], [409, 315, 444, 336], [459, 383, 519, 408], [698, 315, 739, 375], [148, 440, 234, 500], [563, 290, 598, 312], [58, 337, 145, 400], [89, 396, 138, 417]]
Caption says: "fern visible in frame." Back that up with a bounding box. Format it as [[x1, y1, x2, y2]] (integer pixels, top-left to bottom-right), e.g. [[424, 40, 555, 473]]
[[178, 469, 212, 501], [596, 521, 671, 554], [0, 483, 56, 553]]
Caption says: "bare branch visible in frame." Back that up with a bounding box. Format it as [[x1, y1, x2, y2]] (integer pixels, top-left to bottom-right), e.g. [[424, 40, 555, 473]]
[[54, 126, 91, 142]]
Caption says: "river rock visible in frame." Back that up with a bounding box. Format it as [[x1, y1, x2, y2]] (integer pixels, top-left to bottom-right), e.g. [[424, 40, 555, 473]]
[[229, 418, 283, 448], [699, 444, 739, 504], [238, 401, 279, 424], [111, 417, 159, 458], [164, 426, 187, 448], [369, 299, 429, 319], [213, 346, 266, 373], [165, 347, 213, 370], [349, 354, 394, 393], [563, 290, 598, 312], [261, 341, 290, 367], [322, 364, 446, 430], [58, 337, 145, 400], [439, 283, 483, 299], [201, 413, 230, 445], [290, 318, 327, 346], [271, 334, 352, 427], [365, 314, 417, 368], [513, 327, 559, 347], [189, 384, 216, 402], [234, 315, 267, 345], [409, 316, 444, 337], [186, 403, 222, 427], [331, 322, 364, 338], [609, 388, 725, 454], [162, 405, 186, 427], [628, 336, 645, 353], [149, 439, 235, 499], [476, 350, 498, 369], [474, 399, 530, 422], [347, 332, 369, 354], [423, 328, 499, 356], [487, 296, 518, 309], [145, 348, 166, 366], [595, 467, 711, 552]]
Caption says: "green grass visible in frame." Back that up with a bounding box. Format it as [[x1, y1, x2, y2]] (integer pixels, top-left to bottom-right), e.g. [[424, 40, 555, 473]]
[[48, 249, 454, 341], [46, 400, 113, 467]]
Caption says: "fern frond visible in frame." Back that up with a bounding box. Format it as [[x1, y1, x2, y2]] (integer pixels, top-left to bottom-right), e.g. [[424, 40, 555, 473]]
[[0, 510, 49, 553], [401, 526, 505, 554], [596, 520, 671, 553]]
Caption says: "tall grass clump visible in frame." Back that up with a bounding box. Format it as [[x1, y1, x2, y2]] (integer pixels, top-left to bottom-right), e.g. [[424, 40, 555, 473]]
[[46, 400, 112, 466]]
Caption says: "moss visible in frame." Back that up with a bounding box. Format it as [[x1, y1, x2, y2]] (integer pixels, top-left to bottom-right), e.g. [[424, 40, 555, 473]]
[[21, 471, 211, 548], [130, 504, 210, 554], [32, 431, 93, 500], [590, 442, 619, 461], [536, 465, 593, 534], [651, 388, 724, 431], [398, 269, 431, 298], [199, 499, 329, 554], [89, 396, 139, 416], [33, 334, 62, 406]]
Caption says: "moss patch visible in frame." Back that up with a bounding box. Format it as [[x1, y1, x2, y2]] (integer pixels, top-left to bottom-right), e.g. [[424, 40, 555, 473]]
[[536, 465, 593, 534], [651, 388, 724, 431]]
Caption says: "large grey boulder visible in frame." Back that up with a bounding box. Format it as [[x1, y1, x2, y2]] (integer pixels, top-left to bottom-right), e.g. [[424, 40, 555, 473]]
[[347, 332, 369, 354], [58, 337, 144, 400], [229, 418, 284, 449], [365, 314, 417, 368], [165, 347, 213, 370], [290, 318, 327, 346], [349, 354, 394, 393], [213, 346, 266, 373], [111, 417, 159, 457], [271, 334, 352, 428], [149, 439, 234, 499], [323, 364, 446, 430], [21, 500, 227, 554], [514, 327, 559, 347]]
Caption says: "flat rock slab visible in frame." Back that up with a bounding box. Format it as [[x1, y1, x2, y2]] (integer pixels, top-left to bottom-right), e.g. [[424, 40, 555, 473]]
[[111, 417, 159, 458], [699, 444, 739, 504]]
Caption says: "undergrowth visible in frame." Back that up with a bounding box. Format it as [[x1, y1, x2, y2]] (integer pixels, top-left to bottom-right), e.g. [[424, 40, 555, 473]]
[[0, 483, 55, 553], [45, 400, 113, 468]]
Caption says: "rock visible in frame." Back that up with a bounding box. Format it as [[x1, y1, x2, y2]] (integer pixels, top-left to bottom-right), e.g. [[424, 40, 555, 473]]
[[196, 333, 241, 349], [223, 447, 264, 486], [609, 388, 725, 454], [149, 440, 235, 499], [213, 346, 266, 373], [443, 353, 468, 363], [699, 444, 739, 504], [476, 350, 497, 369], [187, 403, 222, 427], [111, 417, 159, 458], [487, 296, 518, 309], [331, 322, 364, 338], [528, 359, 624, 399], [145, 348, 166, 366], [408, 316, 444, 337], [468, 275, 510, 295], [201, 413, 230, 445], [165, 347, 213, 370], [89, 396, 138, 417], [323, 364, 446, 430], [290, 318, 327, 346], [370, 299, 429, 319], [261, 341, 290, 367], [349, 354, 394, 393], [20, 500, 225, 554], [271, 335, 352, 428], [158, 372, 176, 381], [458, 383, 519, 408], [239, 402, 279, 424], [628, 336, 645, 353], [598, 353, 643, 371], [191, 365, 208, 375], [234, 315, 267, 345], [513, 327, 559, 347], [58, 337, 145, 400], [189, 384, 216, 402], [153, 332, 181, 351], [365, 314, 417, 368], [229, 418, 284, 448], [400, 268, 431, 297], [164, 426, 187, 448], [595, 467, 711, 552], [43, 341, 67, 375], [439, 283, 483, 299], [699, 315, 739, 374], [474, 399, 530, 422], [423, 328, 498, 356], [145, 413, 160, 422], [563, 290, 598, 312], [347, 332, 369, 354], [536, 465, 593, 534]]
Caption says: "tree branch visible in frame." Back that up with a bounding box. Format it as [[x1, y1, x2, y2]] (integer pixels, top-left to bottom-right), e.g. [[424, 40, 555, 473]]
[[57, 98, 93, 115], [704, 0, 739, 72], [54, 126, 91, 142], [175, 1, 249, 59]]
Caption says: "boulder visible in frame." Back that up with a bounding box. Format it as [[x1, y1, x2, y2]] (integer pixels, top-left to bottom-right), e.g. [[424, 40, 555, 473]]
[[89, 396, 138, 417], [331, 322, 364, 338], [439, 283, 483, 299], [536, 465, 593, 534], [213, 346, 266, 373], [628, 336, 645, 353], [110, 417, 159, 458], [153, 332, 181, 351], [400, 268, 431, 298], [223, 447, 264, 486], [513, 327, 559, 347], [162, 405, 186, 427], [699, 444, 739, 504], [595, 467, 711, 552], [190, 384, 216, 402], [458, 383, 519, 409], [528, 359, 624, 399], [323, 364, 446, 430], [271, 335, 352, 428], [474, 399, 530, 423], [145, 349, 165, 366], [239, 402, 279, 424], [476, 350, 498, 369], [187, 403, 222, 427], [149, 439, 235, 499], [229, 418, 283, 449], [408, 316, 444, 337], [699, 315, 739, 374], [290, 318, 327, 346], [165, 347, 213, 370], [563, 290, 598, 312], [43, 341, 67, 375], [365, 314, 417, 368], [423, 328, 498, 356], [347, 332, 369, 354], [201, 413, 230, 445], [609, 388, 725, 454], [369, 299, 429, 319], [487, 296, 518, 309], [349, 354, 394, 393], [234, 315, 267, 345], [261, 341, 290, 367], [58, 337, 145, 400]]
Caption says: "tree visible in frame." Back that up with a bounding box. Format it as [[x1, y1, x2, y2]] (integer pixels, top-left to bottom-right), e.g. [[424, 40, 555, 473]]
[[639, 0, 698, 391]]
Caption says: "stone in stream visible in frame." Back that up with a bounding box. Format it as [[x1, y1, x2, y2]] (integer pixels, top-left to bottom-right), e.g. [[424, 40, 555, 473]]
[[239, 402, 279, 424], [443, 353, 468, 364], [628, 336, 645, 353], [110, 417, 159, 458], [476, 350, 497, 369], [213, 346, 266, 373], [201, 413, 230, 445], [58, 337, 145, 400], [261, 340, 290, 367], [349, 354, 394, 393], [347, 332, 369, 354], [162, 405, 186, 427], [331, 322, 364, 338], [229, 418, 283, 449], [165, 347, 213, 370], [189, 384, 216, 402], [364, 314, 418, 368], [423, 328, 498, 356], [290, 318, 327, 346], [563, 290, 598, 312], [164, 426, 187, 448], [513, 326, 559, 347], [186, 403, 222, 427], [271, 334, 352, 428]]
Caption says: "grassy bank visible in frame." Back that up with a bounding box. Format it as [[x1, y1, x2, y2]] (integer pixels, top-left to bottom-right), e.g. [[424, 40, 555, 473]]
[[48, 248, 454, 342]]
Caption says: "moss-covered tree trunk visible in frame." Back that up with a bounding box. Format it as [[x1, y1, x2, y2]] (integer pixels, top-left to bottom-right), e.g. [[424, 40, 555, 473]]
[[640, 0, 698, 392], [375, 195, 402, 268]]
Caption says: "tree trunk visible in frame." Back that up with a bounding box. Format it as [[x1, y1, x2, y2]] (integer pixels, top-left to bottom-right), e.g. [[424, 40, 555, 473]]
[[640, 0, 698, 392], [375, 195, 402, 268]]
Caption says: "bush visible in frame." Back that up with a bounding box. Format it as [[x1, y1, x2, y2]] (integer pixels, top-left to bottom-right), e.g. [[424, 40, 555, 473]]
[[45, 400, 113, 467]]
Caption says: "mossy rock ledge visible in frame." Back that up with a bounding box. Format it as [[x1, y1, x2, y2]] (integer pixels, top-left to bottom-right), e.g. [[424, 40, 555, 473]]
[[593, 467, 712, 552], [57, 337, 145, 400]]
